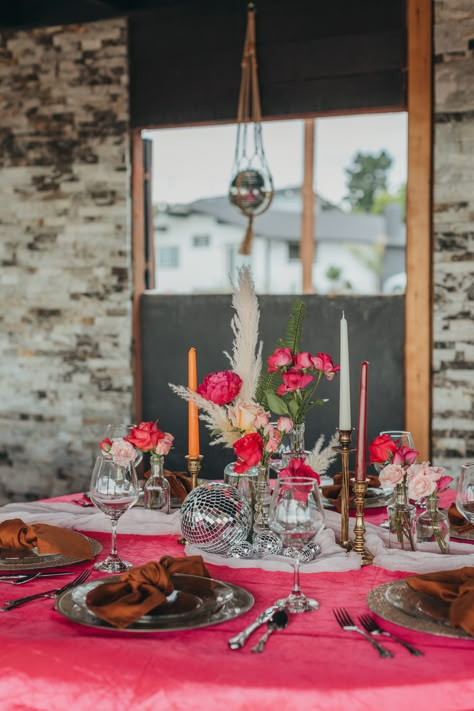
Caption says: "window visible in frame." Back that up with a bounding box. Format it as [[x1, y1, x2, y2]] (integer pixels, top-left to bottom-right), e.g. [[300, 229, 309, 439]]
[[288, 243, 299, 261], [193, 234, 210, 248], [158, 246, 179, 268]]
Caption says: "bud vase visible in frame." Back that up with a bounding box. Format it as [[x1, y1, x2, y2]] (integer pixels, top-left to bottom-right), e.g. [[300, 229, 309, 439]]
[[415, 494, 450, 554], [253, 463, 271, 533], [387, 482, 416, 551], [282, 422, 309, 467], [144, 455, 170, 513], [223, 463, 258, 515]]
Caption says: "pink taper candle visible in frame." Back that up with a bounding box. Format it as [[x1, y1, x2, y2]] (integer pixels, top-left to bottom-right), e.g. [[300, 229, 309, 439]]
[[355, 361, 368, 482]]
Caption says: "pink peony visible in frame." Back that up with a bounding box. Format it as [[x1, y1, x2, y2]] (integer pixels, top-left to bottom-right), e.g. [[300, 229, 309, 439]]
[[267, 348, 294, 372], [407, 471, 436, 500], [110, 438, 136, 467], [277, 416, 294, 433], [279, 457, 320, 485], [277, 371, 314, 395], [197, 370, 242, 405], [233, 432, 264, 473], [311, 352, 340, 381], [379, 463, 405, 488], [154, 432, 174, 456], [294, 351, 313, 370]]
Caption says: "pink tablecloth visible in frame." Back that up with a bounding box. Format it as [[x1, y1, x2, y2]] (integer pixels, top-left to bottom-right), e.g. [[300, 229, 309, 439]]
[[0, 511, 472, 711]]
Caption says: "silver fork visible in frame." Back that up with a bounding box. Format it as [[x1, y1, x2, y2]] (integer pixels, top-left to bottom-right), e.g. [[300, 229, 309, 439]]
[[359, 614, 424, 656], [333, 608, 393, 658], [1, 568, 91, 610]]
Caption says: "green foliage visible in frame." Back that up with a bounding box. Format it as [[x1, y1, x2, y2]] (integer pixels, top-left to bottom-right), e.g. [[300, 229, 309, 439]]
[[345, 150, 393, 213], [255, 301, 305, 410], [372, 183, 406, 220]]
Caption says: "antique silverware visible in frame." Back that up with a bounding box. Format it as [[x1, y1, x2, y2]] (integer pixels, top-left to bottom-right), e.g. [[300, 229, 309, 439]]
[[251, 609, 289, 653], [358, 614, 424, 655], [1, 569, 91, 610], [0, 572, 72, 585], [228, 605, 278, 649], [333, 608, 393, 658]]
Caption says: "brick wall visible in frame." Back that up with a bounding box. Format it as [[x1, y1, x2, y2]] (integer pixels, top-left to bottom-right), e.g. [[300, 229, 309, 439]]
[[0, 19, 132, 502], [432, 1, 474, 473]]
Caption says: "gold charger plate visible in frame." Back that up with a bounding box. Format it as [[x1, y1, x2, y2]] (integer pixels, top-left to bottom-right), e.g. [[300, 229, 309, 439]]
[[367, 580, 473, 640], [0, 535, 102, 572], [55, 573, 254, 633]]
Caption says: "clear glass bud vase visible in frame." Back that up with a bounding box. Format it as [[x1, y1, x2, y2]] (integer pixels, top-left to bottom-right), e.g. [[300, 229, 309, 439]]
[[144, 455, 170, 513], [289, 422, 306, 455], [415, 495, 450, 554], [387, 481, 416, 551], [253, 463, 271, 533]]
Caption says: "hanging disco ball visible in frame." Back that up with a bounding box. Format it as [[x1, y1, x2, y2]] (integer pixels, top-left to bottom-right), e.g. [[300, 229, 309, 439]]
[[180, 482, 252, 555], [229, 169, 273, 216]]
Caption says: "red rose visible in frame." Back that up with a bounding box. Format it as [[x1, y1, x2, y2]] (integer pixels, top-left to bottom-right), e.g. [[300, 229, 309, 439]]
[[126, 421, 163, 451], [233, 432, 263, 473], [99, 438, 112, 453], [280, 457, 320, 485], [277, 370, 314, 395], [368, 434, 398, 464], [267, 348, 294, 373], [311, 352, 340, 381], [293, 351, 313, 370], [197, 370, 242, 405]]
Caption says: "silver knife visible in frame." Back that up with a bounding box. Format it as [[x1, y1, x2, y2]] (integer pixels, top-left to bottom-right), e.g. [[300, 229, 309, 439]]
[[228, 605, 278, 650]]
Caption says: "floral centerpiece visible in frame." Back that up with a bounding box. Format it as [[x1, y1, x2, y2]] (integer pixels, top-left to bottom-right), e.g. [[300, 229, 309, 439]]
[[406, 462, 453, 554]]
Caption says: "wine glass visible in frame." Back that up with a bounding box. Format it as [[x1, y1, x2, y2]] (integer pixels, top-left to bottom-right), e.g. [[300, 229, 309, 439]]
[[89, 455, 140, 573], [379, 430, 415, 450], [104, 424, 143, 467], [269, 476, 325, 613], [456, 462, 474, 524]]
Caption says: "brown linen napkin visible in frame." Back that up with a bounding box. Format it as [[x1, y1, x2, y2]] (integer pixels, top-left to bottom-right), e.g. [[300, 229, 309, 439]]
[[0, 518, 93, 560], [406, 567, 474, 636], [321, 473, 381, 512], [144, 469, 192, 503], [448, 503, 474, 536], [86, 556, 210, 628]]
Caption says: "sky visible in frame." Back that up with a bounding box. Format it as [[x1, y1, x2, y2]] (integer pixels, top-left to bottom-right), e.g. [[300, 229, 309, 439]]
[[144, 112, 407, 208]]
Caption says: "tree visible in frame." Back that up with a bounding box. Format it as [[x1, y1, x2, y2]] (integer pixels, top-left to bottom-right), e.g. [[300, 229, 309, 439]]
[[344, 150, 393, 213], [372, 183, 406, 220]]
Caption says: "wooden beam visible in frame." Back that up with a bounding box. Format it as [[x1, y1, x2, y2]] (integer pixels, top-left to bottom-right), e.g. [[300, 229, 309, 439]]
[[131, 129, 146, 422], [300, 118, 315, 294], [405, 0, 432, 460]]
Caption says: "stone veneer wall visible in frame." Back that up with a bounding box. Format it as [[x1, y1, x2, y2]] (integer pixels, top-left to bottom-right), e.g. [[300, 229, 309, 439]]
[[0, 19, 132, 503], [432, 1, 474, 474]]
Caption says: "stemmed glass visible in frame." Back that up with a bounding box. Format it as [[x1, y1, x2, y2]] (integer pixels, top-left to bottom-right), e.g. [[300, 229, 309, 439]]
[[89, 455, 140, 573], [456, 462, 474, 524], [379, 430, 415, 450], [269, 476, 325, 613]]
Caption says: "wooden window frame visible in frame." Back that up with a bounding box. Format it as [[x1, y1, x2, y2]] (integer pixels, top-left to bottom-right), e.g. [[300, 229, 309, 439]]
[[131, 0, 433, 456]]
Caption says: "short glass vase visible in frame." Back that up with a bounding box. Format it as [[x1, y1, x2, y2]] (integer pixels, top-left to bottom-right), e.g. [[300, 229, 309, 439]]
[[144, 455, 170, 513], [387, 483, 416, 551], [415, 495, 450, 554]]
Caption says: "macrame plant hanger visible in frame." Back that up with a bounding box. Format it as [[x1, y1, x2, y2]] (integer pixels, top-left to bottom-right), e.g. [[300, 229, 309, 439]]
[[229, 2, 274, 256]]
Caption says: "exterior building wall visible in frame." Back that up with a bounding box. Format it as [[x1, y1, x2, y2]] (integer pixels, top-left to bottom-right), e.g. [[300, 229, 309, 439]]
[[432, 0, 474, 473], [0, 19, 132, 502]]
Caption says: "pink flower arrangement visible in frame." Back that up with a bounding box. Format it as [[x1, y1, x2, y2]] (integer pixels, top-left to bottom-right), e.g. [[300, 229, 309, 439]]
[[369, 434, 419, 491], [406, 462, 453, 502], [265, 347, 339, 424], [232, 416, 293, 473], [124, 421, 174, 459], [101, 438, 136, 467]]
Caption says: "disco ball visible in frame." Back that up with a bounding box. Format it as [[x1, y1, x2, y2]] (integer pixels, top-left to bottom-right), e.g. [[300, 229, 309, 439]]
[[230, 541, 254, 559], [180, 482, 252, 555], [229, 169, 272, 215], [300, 542, 322, 563], [252, 531, 282, 557]]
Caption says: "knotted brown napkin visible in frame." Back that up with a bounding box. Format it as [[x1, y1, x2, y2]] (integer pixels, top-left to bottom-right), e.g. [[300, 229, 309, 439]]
[[321, 473, 381, 512], [406, 567, 474, 636], [0, 518, 93, 560], [86, 556, 210, 628], [448, 503, 474, 536]]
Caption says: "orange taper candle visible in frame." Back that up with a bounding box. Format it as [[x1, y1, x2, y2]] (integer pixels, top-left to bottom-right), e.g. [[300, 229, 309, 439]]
[[188, 347, 200, 457]]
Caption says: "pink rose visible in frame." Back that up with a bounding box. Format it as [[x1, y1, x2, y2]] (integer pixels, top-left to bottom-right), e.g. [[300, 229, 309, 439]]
[[197, 370, 242, 405], [368, 434, 398, 464], [428, 465, 446, 482], [379, 463, 405, 488], [277, 416, 293, 433], [436, 475, 453, 493], [100, 438, 112, 453], [311, 352, 340, 381], [393, 446, 418, 466], [279, 457, 320, 485], [294, 352, 313, 370], [154, 432, 174, 456], [264, 426, 281, 454], [267, 348, 294, 373], [277, 371, 314, 395], [228, 400, 267, 432], [110, 438, 136, 467], [126, 421, 163, 451], [233, 432, 264, 473], [407, 471, 436, 500]]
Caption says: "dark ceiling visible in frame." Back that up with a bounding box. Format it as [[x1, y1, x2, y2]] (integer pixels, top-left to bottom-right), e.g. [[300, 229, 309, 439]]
[[0, 0, 193, 30]]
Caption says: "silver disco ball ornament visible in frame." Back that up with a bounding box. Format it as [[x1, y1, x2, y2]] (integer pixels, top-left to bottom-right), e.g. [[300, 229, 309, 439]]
[[300, 542, 322, 563], [180, 482, 252, 555], [283, 546, 301, 559], [230, 541, 254, 559], [252, 531, 282, 557]]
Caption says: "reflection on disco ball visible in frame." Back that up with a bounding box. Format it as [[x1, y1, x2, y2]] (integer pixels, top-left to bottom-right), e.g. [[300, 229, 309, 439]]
[[283, 546, 300, 559], [301, 542, 322, 563], [230, 541, 254, 559], [252, 531, 282, 557], [180, 482, 252, 555], [229, 169, 272, 215]]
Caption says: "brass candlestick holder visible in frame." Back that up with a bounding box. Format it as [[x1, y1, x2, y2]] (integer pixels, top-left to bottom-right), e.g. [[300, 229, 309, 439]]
[[185, 454, 203, 490], [352, 479, 374, 566], [337, 429, 354, 550]]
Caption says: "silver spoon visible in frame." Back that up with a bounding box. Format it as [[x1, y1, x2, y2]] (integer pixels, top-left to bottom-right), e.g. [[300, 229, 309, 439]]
[[251, 609, 289, 653]]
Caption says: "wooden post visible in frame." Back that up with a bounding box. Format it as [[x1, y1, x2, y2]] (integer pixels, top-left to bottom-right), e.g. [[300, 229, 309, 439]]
[[300, 118, 315, 294], [405, 0, 432, 460], [131, 129, 146, 423]]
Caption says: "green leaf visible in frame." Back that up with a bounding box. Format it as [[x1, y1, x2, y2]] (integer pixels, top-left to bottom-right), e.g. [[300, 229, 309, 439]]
[[265, 391, 289, 416], [288, 399, 300, 418]]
